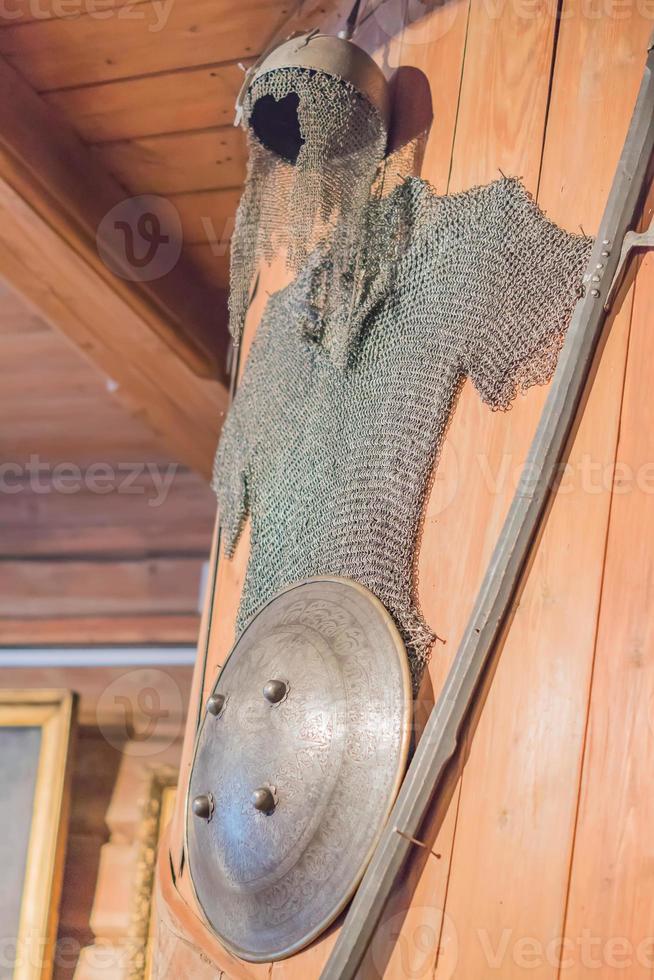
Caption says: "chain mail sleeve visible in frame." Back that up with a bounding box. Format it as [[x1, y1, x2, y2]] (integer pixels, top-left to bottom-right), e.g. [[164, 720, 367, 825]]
[[460, 178, 593, 411]]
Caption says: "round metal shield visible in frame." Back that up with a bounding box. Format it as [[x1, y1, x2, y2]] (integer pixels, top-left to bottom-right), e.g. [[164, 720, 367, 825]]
[[185, 576, 412, 962]]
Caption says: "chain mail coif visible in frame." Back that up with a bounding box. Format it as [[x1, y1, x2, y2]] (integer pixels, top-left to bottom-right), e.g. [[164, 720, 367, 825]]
[[228, 66, 387, 344], [214, 171, 593, 692]]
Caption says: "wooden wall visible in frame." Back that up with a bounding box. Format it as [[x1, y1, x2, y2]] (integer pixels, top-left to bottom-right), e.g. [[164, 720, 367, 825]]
[[0, 280, 215, 645], [161, 3, 654, 978]]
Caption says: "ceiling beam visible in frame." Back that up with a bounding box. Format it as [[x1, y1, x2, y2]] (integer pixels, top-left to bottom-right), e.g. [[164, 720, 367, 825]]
[[0, 57, 229, 476]]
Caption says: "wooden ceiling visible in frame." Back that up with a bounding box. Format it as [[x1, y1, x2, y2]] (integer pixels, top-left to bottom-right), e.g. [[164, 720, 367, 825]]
[[0, 280, 180, 465], [0, 3, 275, 289], [0, 0, 287, 291], [0, 0, 349, 336], [0, 0, 349, 475]]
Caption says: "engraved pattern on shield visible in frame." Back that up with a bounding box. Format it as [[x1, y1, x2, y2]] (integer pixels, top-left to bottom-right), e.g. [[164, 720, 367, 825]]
[[186, 578, 411, 960]]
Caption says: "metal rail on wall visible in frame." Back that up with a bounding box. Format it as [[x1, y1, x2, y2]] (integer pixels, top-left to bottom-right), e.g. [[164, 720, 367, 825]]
[[321, 28, 654, 980]]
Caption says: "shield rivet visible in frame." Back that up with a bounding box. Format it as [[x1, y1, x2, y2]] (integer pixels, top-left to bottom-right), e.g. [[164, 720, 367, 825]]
[[251, 786, 277, 814], [263, 679, 287, 704], [207, 694, 226, 717], [192, 793, 214, 820]]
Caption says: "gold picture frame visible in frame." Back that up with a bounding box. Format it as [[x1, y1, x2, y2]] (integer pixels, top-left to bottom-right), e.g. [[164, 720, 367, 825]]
[[126, 768, 177, 980], [0, 689, 77, 980]]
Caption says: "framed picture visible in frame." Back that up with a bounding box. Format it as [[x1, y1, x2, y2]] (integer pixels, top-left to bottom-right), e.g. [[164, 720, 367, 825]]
[[0, 689, 77, 980]]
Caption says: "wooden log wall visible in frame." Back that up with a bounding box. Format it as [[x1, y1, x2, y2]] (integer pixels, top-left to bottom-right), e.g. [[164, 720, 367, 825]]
[[159, 3, 654, 977], [0, 282, 217, 646]]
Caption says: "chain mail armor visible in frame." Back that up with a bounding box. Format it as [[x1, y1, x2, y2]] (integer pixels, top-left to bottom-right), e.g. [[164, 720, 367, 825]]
[[229, 67, 388, 344], [214, 173, 593, 691]]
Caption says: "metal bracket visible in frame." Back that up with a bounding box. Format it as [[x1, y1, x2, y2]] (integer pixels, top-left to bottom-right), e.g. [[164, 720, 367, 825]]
[[605, 210, 654, 309]]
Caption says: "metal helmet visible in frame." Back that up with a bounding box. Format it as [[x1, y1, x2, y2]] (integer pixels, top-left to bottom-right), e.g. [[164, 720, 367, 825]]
[[235, 32, 391, 161]]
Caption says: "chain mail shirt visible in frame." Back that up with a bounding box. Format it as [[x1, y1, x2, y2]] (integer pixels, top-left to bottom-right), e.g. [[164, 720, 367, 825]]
[[214, 176, 593, 690]]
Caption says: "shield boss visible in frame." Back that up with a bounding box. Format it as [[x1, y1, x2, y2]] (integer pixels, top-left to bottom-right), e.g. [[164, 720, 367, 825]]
[[186, 576, 412, 962]]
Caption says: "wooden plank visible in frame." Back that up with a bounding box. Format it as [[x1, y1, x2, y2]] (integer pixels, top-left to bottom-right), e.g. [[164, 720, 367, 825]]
[[0, 614, 201, 645], [1, 415, 175, 466], [0, 0, 290, 90], [0, 468, 214, 559], [0, 0, 149, 27], [94, 126, 246, 195], [559, 209, 654, 975], [74, 943, 131, 980], [0, 281, 46, 334], [44, 61, 249, 143], [390, 0, 470, 195], [0, 666, 193, 728], [186, 242, 231, 290], [1, 392, 178, 462], [0, 557, 204, 616], [0, 301, 209, 468], [90, 840, 140, 939], [0, 319, 176, 463], [0, 328, 112, 399], [173, 188, 240, 246], [430, 10, 650, 980], [57, 832, 107, 935], [65, 728, 121, 838]]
